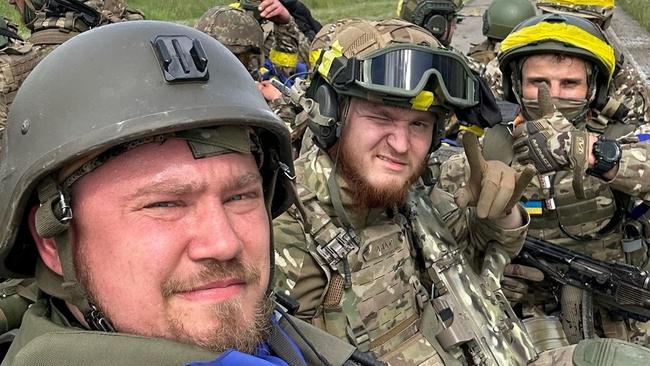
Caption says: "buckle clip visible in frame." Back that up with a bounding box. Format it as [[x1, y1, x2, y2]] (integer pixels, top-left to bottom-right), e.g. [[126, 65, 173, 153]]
[[317, 228, 359, 270]]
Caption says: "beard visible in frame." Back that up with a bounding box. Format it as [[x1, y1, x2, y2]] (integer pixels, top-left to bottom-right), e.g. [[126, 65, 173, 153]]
[[337, 138, 427, 209], [75, 251, 274, 354]]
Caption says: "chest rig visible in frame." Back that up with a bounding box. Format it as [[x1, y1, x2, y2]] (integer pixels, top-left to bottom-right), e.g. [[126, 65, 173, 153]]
[[484, 120, 647, 266], [290, 184, 446, 365]]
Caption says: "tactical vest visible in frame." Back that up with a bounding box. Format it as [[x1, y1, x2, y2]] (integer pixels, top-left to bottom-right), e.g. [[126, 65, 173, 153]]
[[483, 120, 647, 267], [0, 43, 42, 117], [289, 186, 446, 366], [290, 184, 538, 365]]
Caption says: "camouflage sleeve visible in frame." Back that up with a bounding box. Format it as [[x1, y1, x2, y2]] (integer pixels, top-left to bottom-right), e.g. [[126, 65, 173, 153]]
[[0, 100, 7, 131], [268, 97, 296, 132], [273, 211, 328, 321], [481, 58, 504, 101], [608, 140, 650, 202], [612, 63, 650, 124], [433, 153, 529, 266], [270, 19, 300, 69]]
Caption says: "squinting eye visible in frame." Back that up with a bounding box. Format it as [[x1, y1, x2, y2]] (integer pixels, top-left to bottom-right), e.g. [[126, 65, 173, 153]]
[[144, 201, 181, 209]]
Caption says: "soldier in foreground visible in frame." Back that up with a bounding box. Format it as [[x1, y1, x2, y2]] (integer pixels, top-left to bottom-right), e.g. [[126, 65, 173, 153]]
[[0, 20, 381, 366], [442, 13, 650, 349], [271, 18, 650, 365]]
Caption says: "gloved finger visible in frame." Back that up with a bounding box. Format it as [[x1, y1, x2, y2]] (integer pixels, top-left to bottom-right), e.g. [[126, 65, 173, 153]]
[[537, 82, 556, 117], [488, 167, 515, 219], [504, 263, 545, 282], [476, 168, 500, 219], [504, 164, 536, 212], [461, 132, 485, 191], [501, 276, 528, 294], [512, 123, 528, 140], [454, 187, 474, 209]]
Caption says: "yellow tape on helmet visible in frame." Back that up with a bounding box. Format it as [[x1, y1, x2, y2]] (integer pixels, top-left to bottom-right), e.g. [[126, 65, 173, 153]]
[[318, 40, 343, 81], [410, 91, 435, 111], [537, 0, 614, 7], [269, 49, 298, 68], [501, 21, 615, 79], [228, 2, 241, 9]]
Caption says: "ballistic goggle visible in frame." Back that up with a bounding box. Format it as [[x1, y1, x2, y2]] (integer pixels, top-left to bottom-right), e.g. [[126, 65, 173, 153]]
[[319, 44, 479, 110]]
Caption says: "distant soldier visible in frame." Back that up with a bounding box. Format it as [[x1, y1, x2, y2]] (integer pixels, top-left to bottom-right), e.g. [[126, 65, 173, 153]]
[[196, 5, 299, 155], [468, 0, 536, 65], [474, 0, 537, 100], [396, 0, 462, 47], [0, 0, 143, 136], [536, 0, 650, 124]]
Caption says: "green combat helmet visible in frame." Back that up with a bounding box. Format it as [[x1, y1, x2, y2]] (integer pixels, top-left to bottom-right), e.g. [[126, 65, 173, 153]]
[[498, 13, 615, 122], [537, 0, 615, 30], [196, 5, 264, 78], [396, 0, 463, 45], [483, 0, 537, 41], [0, 20, 294, 329]]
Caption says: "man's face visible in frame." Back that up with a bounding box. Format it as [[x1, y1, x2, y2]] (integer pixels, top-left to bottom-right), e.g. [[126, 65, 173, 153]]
[[337, 98, 435, 208], [521, 54, 589, 100], [67, 139, 271, 352]]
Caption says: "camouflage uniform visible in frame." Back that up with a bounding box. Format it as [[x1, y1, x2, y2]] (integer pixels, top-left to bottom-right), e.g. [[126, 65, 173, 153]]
[[535, 0, 650, 124], [467, 39, 499, 66], [0, 0, 143, 134], [273, 144, 544, 365], [442, 13, 650, 349]]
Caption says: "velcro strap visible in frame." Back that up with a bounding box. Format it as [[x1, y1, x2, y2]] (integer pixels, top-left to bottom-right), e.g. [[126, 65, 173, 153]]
[[29, 29, 80, 45]]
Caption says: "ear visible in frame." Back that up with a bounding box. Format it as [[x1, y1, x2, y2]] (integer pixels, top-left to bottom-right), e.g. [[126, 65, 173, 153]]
[[28, 206, 63, 276]]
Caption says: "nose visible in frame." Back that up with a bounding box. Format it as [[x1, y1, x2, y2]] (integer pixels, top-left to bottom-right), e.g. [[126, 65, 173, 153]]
[[386, 123, 409, 154], [548, 82, 562, 99], [187, 201, 244, 262]]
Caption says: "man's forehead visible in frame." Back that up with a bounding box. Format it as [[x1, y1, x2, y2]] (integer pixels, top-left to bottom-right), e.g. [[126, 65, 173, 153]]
[[523, 54, 588, 71], [353, 97, 436, 121]]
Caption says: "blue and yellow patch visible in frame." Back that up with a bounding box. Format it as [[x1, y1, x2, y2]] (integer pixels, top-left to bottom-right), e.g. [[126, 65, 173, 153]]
[[522, 200, 543, 215]]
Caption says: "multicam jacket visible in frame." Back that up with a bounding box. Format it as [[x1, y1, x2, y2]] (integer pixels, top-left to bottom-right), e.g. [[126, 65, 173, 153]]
[[437, 114, 650, 345], [273, 145, 536, 365]]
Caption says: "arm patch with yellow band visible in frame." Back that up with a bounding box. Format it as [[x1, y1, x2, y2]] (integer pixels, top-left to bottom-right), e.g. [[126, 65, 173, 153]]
[[269, 49, 299, 68]]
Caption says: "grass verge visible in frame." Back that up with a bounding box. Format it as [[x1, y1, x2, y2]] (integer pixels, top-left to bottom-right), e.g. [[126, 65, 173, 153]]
[[618, 0, 650, 33]]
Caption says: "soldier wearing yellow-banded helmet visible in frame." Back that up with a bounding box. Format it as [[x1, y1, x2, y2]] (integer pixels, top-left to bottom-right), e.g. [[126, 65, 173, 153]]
[[273, 17, 569, 365], [438, 13, 650, 351], [536, 0, 650, 125]]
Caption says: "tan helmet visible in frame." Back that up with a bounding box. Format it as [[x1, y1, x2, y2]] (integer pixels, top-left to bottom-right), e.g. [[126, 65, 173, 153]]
[[536, 0, 615, 29], [307, 18, 478, 150]]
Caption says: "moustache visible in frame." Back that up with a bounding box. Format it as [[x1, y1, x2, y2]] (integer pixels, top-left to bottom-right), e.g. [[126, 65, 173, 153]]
[[162, 259, 261, 298]]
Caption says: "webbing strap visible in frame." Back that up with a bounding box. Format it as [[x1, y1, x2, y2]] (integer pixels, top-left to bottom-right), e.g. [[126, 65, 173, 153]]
[[28, 29, 80, 45], [267, 322, 308, 366]]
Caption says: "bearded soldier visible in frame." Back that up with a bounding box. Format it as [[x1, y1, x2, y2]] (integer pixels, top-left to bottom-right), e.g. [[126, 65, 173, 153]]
[[0, 19, 392, 366]]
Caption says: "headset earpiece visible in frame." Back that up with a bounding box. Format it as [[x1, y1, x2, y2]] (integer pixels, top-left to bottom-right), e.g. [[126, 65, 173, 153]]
[[306, 78, 341, 150]]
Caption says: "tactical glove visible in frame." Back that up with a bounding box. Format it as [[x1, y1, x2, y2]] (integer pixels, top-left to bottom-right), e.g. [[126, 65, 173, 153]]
[[501, 263, 545, 304], [512, 83, 590, 176], [455, 132, 535, 220]]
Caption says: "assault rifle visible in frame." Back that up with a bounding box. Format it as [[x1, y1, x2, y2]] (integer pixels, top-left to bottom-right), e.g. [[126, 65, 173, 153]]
[[517, 236, 650, 322]]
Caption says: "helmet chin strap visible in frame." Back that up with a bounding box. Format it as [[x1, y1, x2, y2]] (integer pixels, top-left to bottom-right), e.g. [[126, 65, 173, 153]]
[[34, 176, 115, 332]]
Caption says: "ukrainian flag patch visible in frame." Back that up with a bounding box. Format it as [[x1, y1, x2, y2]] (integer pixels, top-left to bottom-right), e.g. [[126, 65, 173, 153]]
[[522, 200, 543, 215]]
